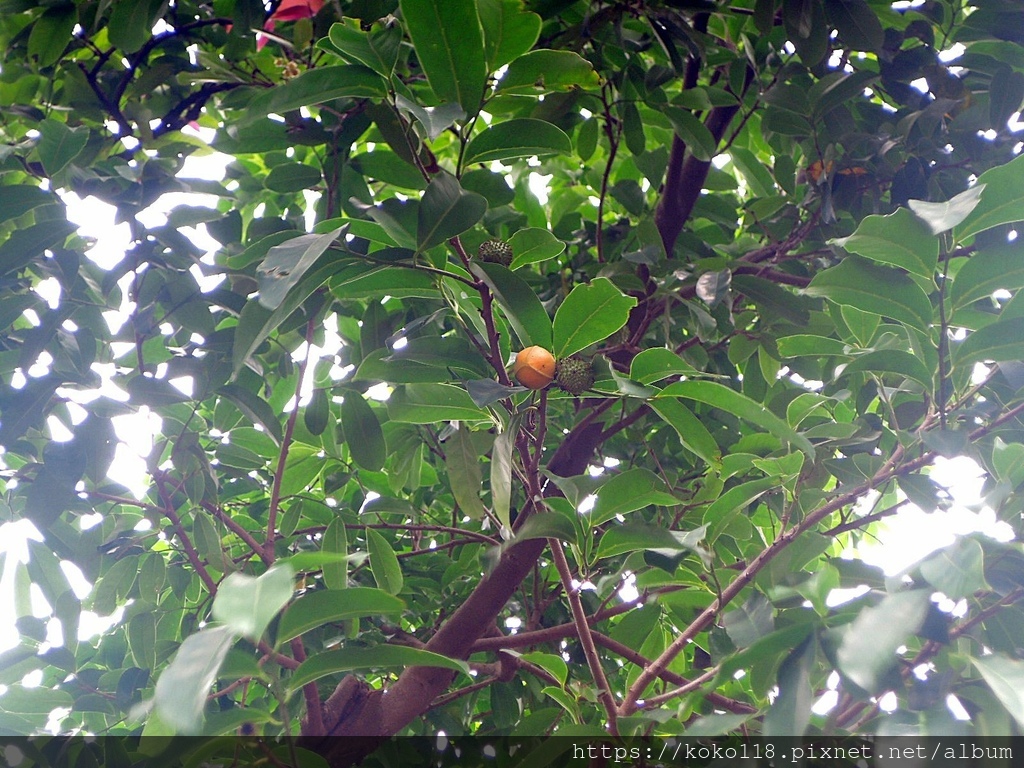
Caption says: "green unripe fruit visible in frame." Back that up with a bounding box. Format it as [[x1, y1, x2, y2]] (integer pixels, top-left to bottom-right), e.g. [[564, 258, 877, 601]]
[[555, 355, 594, 396], [477, 239, 513, 266]]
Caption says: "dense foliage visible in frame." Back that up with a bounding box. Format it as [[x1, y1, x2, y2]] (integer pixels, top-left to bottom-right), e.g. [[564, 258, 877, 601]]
[[2, 0, 1024, 760]]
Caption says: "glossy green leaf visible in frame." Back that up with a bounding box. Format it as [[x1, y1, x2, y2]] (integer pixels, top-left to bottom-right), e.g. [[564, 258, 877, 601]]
[[478, 0, 542, 70], [804, 256, 934, 333], [824, 0, 883, 52], [417, 173, 487, 251], [0, 186, 52, 226], [37, 119, 88, 176], [588, 468, 682, 527], [776, 334, 850, 357], [839, 350, 934, 391], [496, 49, 600, 93], [217, 384, 284, 445], [831, 208, 938, 277], [664, 107, 718, 162], [704, 477, 779, 541], [629, 348, 698, 384], [108, 0, 162, 53], [763, 636, 816, 737], [400, 0, 487, 112], [387, 383, 489, 423], [973, 654, 1024, 730], [723, 592, 774, 649], [445, 426, 487, 519], [212, 564, 294, 641], [366, 527, 403, 595], [950, 243, 1024, 312], [276, 587, 405, 643], [0, 220, 78, 277], [920, 538, 989, 600], [658, 381, 815, 459], [908, 185, 986, 236], [327, 21, 402, 77], [954, 317, 1024, 369], [956, 154, 1024, 240], [321, 519, 349, 590], [341, 392, 386, 471], [491, 419, 516, 532], [243, 66, 386, 122], [553, 278, 636, 358], [595, 523, 707, 561], [471, 260, 552, 348], [154, 625, 236, 733], [463, 119, 572, 166], [264, 163, 323, 193], [257, 227, 343, 310], [649, 398, 721, 466], [508, 228, 566, 269], [835, 590, 930, 693], [291, 645, 469, 689]]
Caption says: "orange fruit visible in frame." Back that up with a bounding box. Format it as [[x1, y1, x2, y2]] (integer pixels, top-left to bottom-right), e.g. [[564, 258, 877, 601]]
[[512, 346, 556, 389]]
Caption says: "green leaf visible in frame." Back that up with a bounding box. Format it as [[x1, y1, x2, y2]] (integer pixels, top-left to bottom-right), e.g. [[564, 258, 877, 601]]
[[491, 420, 516, 531], [835, 590, 930, 693], [990, 66, 1024, 129], [365, 527, 403, 595], [649, 398, 721, 466], [508, 511, 577, 545], [732, 274, 812, 325], [217, 384, 283, 445], [257, 227, 343, 310], [553, 278, 637, 358], [664, 107, 718, 162], [341, 392, 386, 471], [831, 208, 938, 278], [973, 654, 1024, 731], [127, 375, 192, 407], [0, 186, 52, 226], [327, 21, 402, 77], [804, 256, 934, 333], [400, 0, 487, 112], [508, 228, 565, 269], [824, 0, 883, 52], [108, 0, 164, 53], [478, 0, 542, 70], [840, 350, 934, 391], [276, 588, 405, 643], [243, 66, 386, 122], [321, 519, 349, 590], [264, 163, 323, 193], [394, 95, 467, 142], [950, 243, 1024, 313], [955, 154, 1024, 241], [471, 261, 552, 348], [212, 565, 294, 641], [445, 426, 488, 519], [387, 383, 489, 423], [658, 381, 815, 459], [704, 476, 780, 541], [417, 173, 487, 251], [763, 636, 816, 737], [27, 5, 76, 65], [954, 317, 1024, 369], [496, 49, 600, 94], [36, 119, 88, 177], [0, 220, 78, 277], [588, 468, 682, 527], [908, 185, 987, 236], [232, 251, 349, 378], [776, 334, 850, 357], [291, 645, 469, 690], [783, 0, 828, 66], [595, 523, 707, 561], [154, 625, 236, 733], [463, 119, 572, 166], [919, 538, 989, 600], [723, 592, 774, 649], [629, 348, 698, 384]]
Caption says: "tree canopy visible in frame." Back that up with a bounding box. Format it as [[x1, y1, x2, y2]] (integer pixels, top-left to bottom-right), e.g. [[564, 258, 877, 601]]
[[2, 0, 1024, 761]]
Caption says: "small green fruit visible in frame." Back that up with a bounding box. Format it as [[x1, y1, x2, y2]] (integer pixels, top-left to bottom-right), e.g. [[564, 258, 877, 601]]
[[555, 355, 594, 396], [477, 239, 513, 266]]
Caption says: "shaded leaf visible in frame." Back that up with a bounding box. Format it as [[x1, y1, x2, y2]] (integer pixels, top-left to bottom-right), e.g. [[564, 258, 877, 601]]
[[463, 119, 572, 166], [831, 208, 937, 277], [445, 426, 487, 519], [276, 588, 405, 643], [291, 645, 469, 690], [366, 528, 403, 595], [341, 392, 386, 471], [417, 173, 487, 251], [471, 261, 552, 348]]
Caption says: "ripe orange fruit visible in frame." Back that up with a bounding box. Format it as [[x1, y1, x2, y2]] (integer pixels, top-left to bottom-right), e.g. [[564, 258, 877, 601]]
[[512, 346, 556, 389]]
